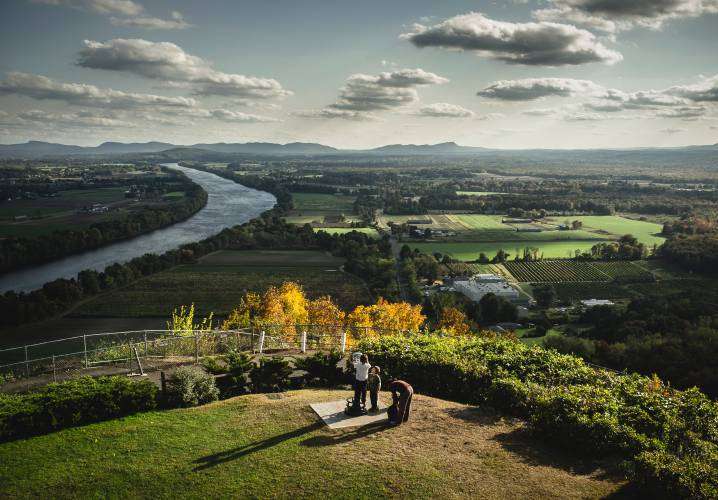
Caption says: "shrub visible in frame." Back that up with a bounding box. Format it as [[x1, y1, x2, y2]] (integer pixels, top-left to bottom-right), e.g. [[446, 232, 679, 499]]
[[202, 356, 228, 375], [251, 357, 293, 393], [165, 366, 219, 407], [359, 335, 718, 499], [221, 350, 254, 395], [0, 376, 157, 441], [295, 351, 344, 386]]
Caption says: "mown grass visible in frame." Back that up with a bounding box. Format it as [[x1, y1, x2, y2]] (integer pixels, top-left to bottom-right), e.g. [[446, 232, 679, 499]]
[[0, 389, 624, 499]]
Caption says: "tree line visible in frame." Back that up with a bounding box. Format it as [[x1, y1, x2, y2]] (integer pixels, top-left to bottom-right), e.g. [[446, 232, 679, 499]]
[[0, 174, 207, 274]]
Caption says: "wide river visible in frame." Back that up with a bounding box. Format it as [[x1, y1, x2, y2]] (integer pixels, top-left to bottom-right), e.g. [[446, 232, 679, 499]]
[[0, 163, 276, 293]]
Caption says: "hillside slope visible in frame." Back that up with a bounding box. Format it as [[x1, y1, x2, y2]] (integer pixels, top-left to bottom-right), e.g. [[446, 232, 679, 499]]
[[0, 389, 625, 499]]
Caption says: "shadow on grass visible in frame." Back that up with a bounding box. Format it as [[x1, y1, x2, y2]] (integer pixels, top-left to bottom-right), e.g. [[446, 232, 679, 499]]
[[193, 421, 324, 471], [491, 427, 625, 480], [300, 420, 389, 447], [443, 406, 505, 426]]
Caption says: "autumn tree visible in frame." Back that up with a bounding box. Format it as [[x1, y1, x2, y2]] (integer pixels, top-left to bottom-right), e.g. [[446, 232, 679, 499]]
[[437, 306, 471, 336]]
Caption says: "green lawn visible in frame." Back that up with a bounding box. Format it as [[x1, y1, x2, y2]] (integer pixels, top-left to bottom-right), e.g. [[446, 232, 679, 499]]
[[0, 389, 623, 499], [548, 216, 665, 247]]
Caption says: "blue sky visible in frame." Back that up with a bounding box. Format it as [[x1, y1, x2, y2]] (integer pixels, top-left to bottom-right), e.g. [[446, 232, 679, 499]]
[[0, 0, 716, 148]]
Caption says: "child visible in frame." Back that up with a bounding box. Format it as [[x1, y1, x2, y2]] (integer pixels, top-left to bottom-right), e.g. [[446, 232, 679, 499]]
[[353, 354, 371, 409], [367, 366, 381, 412]]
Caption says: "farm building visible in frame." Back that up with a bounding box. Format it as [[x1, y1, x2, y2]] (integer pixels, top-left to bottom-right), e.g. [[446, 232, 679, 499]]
[[453, 279, 520, 303], [581, 299, 615, 307]]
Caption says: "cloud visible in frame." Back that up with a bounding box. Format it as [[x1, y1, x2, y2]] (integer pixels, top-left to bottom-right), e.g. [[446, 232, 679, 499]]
[[478, 78, 603, 101], [209, 109, 280, 123], [400, 12, 622, 66], [666, 75, 718, 102], [563, 111, 607, 121], [299, 68, 448, 119], [32, 0, 189, 30], [76, 39, 291, 99], [17, 109, 130, 128], [656, 106, 708, 118], [661, 127, 687, 134], [0, 72, 197, 109], [292, 108, 379, 121], [416, 103, 475, 118], [32, 0, 143, 16], [534, 0, 718, 33], [522, 108, 559, 116], [110, 11, 190, 30]]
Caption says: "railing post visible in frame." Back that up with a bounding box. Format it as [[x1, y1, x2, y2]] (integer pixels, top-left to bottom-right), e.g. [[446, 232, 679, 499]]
[[258, 330, 265, 354], [301, 330, 307, 353], [52, 355, 57, 383], [143, 331, 148, 356], [83, 334, 89, 369], [24, 345, 29, 378], [194, 331, 200, 363], [341, 330, 347, 354]]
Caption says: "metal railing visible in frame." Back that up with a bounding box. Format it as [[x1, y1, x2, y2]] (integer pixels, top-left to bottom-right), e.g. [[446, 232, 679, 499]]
[[0, 324, 410, 386]]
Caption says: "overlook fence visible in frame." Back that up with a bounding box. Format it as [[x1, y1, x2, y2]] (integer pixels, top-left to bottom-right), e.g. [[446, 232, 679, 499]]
[[0, 325, 406, 389]]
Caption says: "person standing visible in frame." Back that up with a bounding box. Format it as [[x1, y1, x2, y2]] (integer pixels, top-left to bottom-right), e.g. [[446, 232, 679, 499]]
[[353, 354, 371, 408], [388, 379, 413, 425], [367, 366, 382, 412]]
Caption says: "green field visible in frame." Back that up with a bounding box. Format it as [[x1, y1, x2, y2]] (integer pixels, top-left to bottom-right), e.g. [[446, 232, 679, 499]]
[[407, 215, 665, 260], [456, 191, 502, 196], [0, 187, 135, 238], [547, 216, 665, 247], [0, 389, 623, 499], [409, 241, 601, 260], [74, 250, 371, 317], [290, 192, 356, 213]]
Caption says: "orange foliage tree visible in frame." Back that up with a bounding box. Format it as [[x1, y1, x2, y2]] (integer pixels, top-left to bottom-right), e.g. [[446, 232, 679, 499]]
[[437, 306, 471, 336], [346, 298, 425, 341]]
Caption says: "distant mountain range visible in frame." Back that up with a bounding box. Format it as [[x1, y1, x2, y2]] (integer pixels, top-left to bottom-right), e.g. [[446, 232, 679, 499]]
[[0, 139, 716, 159]]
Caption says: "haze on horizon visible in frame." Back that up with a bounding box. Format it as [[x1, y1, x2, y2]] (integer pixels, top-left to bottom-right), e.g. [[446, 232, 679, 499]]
[[0, 0, 717, 150]]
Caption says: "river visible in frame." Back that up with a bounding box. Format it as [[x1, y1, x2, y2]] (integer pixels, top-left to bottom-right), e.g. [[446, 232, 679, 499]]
[[0, 163, 276, 293]]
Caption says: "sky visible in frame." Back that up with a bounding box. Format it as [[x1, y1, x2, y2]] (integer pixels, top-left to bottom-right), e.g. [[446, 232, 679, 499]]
[[0, 0, 716, 149]]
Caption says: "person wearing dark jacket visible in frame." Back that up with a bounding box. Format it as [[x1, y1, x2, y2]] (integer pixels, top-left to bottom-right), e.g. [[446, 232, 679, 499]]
[[388, 379, 413, 425]]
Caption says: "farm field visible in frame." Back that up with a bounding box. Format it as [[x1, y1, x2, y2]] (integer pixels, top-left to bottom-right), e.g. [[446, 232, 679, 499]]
[[456, 191, 503, 196], [404, 215, 665, 260], [290, 192, 356, 214], [502, 260, 654, 283], [547, 216, 665, 247], [0, 187, 135, 237], [409, 241, 600, 260], [73, 250, 371, 318], [0, 390, 625, 499]]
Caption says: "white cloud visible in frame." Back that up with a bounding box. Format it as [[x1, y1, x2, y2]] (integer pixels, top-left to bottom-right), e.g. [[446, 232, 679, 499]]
[[17, 109, 130, 128], [110, 11, 190, 30], [417, 103, 475, 118], [401, 12, 622, 66], [0, 72, 197, 109], [300, 68, 449, 120], [534, 0, 718, 33], [478, 78, 603, 101], [666, 75, 718, 102], [32, 0, 143, 16], [76, 39, 291, 99], [209, 109, 280, 123], [661, 127, 687, 134]]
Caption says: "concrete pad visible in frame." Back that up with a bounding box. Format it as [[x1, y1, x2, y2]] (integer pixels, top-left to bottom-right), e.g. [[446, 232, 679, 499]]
[[310, 399, 389, 429]]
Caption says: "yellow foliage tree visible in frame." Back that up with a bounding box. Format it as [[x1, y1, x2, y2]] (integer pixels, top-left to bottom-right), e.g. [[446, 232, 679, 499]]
[[255, 282, 309, 341], [345, 298, 425, 339], [437, 307, 471, 336], [221, 291, 262, 330], [166, 303, 213, 336]]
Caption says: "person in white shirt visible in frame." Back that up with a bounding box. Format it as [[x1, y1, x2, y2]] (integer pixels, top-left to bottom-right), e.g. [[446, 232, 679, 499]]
[[353, 354, 371, 409]]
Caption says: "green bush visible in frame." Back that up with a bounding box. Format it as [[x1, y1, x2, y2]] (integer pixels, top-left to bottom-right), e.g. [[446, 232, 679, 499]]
[[359, 334, 718, 499], [221, 350, 254, 395], [295, 351, 344, 386], [165, 366, 219, 407], [202, 356, 229, 375], [0, 376, 157, 441], [251, 357, 293, 393]]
